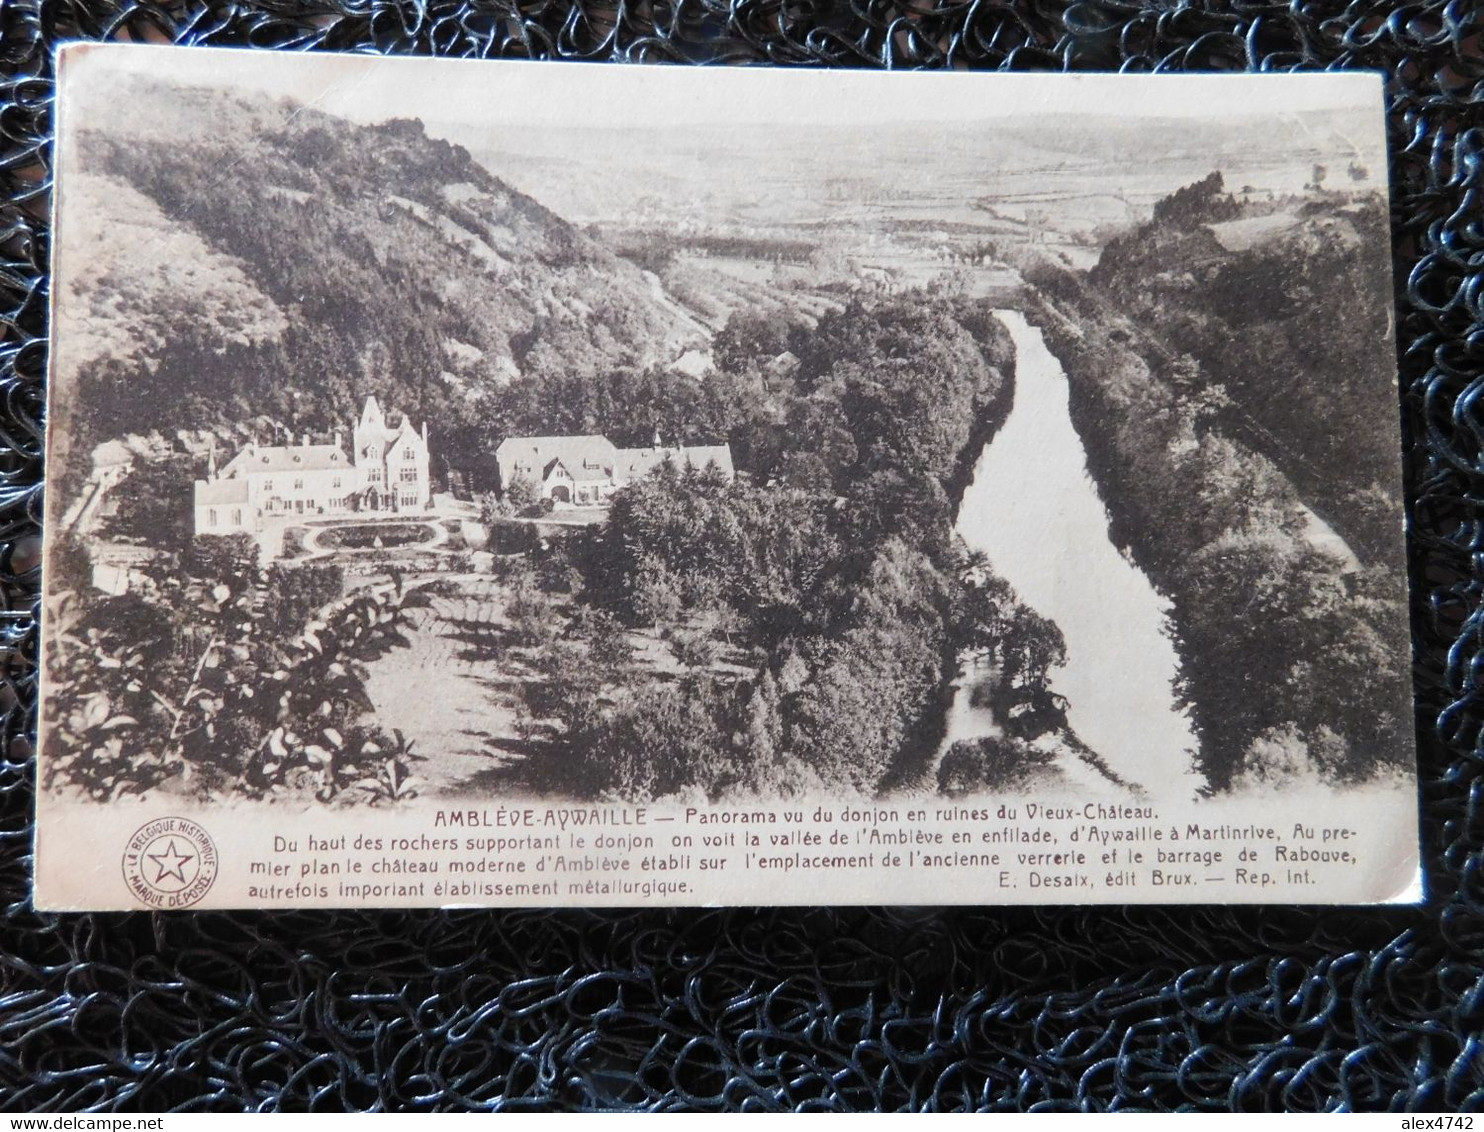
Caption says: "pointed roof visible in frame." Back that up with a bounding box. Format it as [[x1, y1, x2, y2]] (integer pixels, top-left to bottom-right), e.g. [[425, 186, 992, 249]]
[[614, 444, 734, 481], [545, 456, 613, 484], [496, 434, 615, 458], [496, 435, 617, 476], [219, 443, 349, 477], [357, 396, 425, 460], [194, 476, 249, 506]]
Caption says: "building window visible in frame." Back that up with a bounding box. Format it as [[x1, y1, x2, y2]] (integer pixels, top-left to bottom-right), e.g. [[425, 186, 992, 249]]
[[401, 491, 418, 506], [231, 509, 241, 526], [403, 447, 416, 459], [208, 509, 217, 527], [263, 479, 274, 492], [294, 477, 304, 490], [332, 476, 342, 489], [368, 468, 381, 483], [400, 467, 417, 483]]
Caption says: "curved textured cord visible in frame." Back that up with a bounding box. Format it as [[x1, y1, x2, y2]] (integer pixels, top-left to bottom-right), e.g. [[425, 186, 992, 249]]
[[1, 0, 1482, 1113]]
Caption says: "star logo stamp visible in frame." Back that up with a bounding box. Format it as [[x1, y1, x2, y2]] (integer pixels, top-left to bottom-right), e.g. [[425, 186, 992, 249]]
[[121, 817, 218, 909]]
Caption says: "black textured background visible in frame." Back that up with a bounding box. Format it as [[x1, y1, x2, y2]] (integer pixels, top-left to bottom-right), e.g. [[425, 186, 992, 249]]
[[2, 0, 1482, 1113]]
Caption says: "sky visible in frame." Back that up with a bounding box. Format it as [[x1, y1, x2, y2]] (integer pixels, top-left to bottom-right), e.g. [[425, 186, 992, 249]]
[[57, 41, 1387, 135]]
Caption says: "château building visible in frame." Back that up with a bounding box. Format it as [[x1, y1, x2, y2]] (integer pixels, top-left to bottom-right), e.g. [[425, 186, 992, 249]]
[[494, 433, 734, 508], [193, 396, 430, 535]]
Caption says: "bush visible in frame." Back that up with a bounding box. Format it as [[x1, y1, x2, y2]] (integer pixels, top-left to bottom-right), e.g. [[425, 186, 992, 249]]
[[317, 522, 434, 550], [937, 735, 1055, 796], [485, 519, 540, 555], [566, 606, 634, 675], [506, 567, 558, 646], [265, 562, 344, 635], [536, 538, 583, 594], [187, 533, 260, 590], [99, 457, 197, 553], [280, 527, 311, 560], [667, 625, 722, 670], [43, 556, 428, 802], [1229, 723, 1311, 791], [567, 680, 737, 801]]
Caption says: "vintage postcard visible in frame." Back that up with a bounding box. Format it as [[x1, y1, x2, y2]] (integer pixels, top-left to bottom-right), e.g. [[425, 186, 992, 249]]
[[37, 45, 1419, 909]]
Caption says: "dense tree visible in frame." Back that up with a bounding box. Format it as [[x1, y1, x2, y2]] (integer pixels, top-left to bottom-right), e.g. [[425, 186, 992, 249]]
[[59, 82, 705, 497], [532, 293, 1079, 801], [938, 735, 1056, 795], [97, 457, 199, 553], [1149, 171, 1241, 227], [1023, 175, 1412, 790], [44, 537, 427, 801], [1090, 176, 1398, 562], [265, 563, 344, 636], [186, 533, 260, 593], [503, 470, 539, 513], [712, 307, 797, 373]]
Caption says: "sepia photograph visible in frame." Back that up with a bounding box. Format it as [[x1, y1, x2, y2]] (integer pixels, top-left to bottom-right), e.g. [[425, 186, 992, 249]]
[[36, 48, 1419, 908]]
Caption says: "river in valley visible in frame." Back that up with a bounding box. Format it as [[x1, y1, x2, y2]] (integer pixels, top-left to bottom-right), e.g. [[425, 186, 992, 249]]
[[944, 310, 1203, 799]]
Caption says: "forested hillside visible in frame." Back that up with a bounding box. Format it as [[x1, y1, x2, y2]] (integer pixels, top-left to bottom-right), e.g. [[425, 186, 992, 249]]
[[510, 296, 1090, 800], [1023, 174, 1413, 793], [1088, 173, 1401, 563], [57, 78, 707, 492]]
